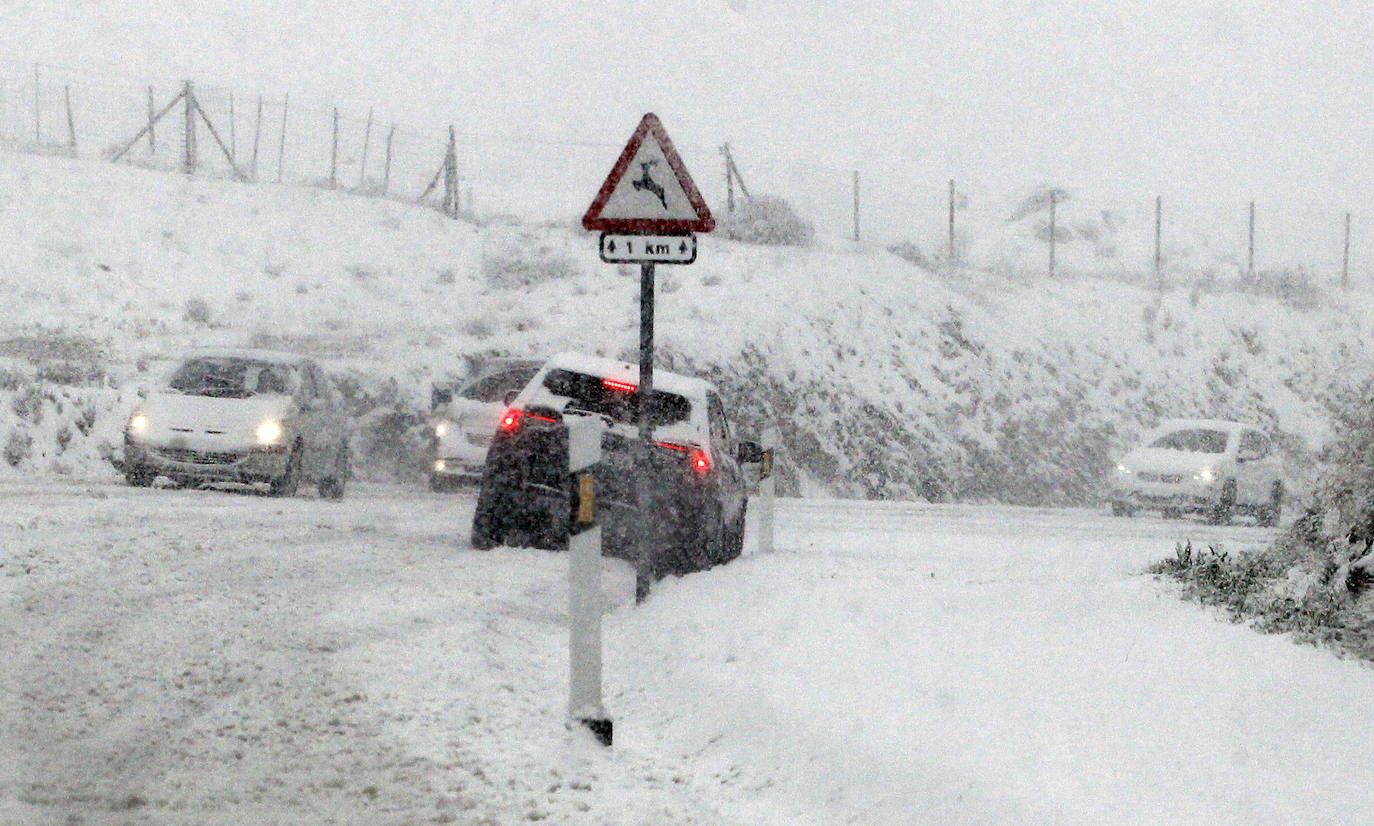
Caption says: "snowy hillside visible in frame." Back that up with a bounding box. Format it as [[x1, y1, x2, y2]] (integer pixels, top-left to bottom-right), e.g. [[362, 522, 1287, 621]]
[[0, 150, 1370, 505]]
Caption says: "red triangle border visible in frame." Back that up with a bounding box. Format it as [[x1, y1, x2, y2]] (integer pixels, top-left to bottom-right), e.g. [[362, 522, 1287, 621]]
[[581, 113, 715, 234]]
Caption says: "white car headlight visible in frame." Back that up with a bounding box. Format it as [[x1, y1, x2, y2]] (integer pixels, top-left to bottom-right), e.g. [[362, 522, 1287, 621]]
[[435, 421, 450, 438], [256, 419, 283, 445], [1195, 466, 1216, 483], [1115, 463, 1131, 475], [128, 413, 148, 432]]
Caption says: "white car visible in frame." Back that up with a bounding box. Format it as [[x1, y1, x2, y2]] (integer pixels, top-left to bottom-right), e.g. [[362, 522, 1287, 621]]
[[122, 348, 352, 498], [428, 358, 543, 491], [1109, 418, 1284, 525]]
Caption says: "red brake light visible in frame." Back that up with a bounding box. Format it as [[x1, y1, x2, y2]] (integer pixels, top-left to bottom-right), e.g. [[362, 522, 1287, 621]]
[[603, 378, 637, 393], [659, 441, 711, 476], [498, 409, 521, 433]]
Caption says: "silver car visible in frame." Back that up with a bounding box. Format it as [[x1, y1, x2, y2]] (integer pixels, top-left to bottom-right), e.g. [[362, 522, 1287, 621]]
[[122, 348, 352, 498], [1109, 418, 1284, 525]]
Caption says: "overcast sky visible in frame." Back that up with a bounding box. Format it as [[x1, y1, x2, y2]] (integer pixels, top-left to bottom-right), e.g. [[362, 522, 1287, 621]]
[[6, 0, 1371, 236]]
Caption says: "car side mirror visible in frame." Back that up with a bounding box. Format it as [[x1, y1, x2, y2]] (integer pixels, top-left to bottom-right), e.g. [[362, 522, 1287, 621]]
[[431, 387, 453, 410], [737, 440, 764, 464], [503, 389, 520, 406], [136, 385, 149, 399]]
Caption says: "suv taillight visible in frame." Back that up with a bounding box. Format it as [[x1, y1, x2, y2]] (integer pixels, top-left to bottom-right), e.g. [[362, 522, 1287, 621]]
[[499, 408, 559, 435], [657, 441, 711, 477]]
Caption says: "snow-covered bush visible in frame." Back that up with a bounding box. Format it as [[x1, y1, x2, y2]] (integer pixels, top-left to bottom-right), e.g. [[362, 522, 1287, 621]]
[[481, 234, 579, 288], [1155, 381, 1374, 659], [719, 195, 814, 246]]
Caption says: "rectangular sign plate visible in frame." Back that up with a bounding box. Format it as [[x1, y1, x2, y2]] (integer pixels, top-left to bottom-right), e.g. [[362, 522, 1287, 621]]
[[598, 233, 697, 265]]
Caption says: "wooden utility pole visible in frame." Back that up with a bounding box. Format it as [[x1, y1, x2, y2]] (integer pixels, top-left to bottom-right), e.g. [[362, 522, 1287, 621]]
[[1248, 200, 1255, 280], [1343, 211, 1352, 290], [228, 93, 236, 164], [443, 125, 459, 217], [183, 81, 196, 175], [251, 96, 263, 180], [1154, 195, 1162, 290], [723, 143, 734, 213], [948, 178, 956, 261], [277, 93, 289, 183], [329, 107, 339, 187], [383, 123, 395, 195], [359, 107, 373, 190], [852, 170, 860, 242], [147, 86, 156, 154], [63, 85, 76, 154], [1048, 189, 1057, 278]]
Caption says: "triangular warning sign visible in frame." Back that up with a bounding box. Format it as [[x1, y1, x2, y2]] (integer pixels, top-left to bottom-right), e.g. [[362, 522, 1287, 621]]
[[582, 113, 715, 234]]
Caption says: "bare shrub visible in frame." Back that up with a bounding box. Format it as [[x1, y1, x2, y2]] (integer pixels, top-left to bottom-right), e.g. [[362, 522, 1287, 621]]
[[481, 243, 578, 289], [37, 360, 103, 385], [462, 317, 495, 338], [12, 386, 46, 424], [719, 195, 814, 246], [1241, 268, 1326, 311], [888, 241, 931, 269], [183, 297, 212, 326], [4, 429, 33, 467]]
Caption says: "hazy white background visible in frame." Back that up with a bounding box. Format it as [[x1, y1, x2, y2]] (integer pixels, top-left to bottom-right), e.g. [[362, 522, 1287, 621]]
[[6, 0, 1371, 227]]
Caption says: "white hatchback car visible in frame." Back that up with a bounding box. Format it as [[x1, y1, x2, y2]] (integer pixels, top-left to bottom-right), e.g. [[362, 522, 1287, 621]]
[[122, 348, 352, 498], [428, 358, 543, 491], [1109, 418, 1284, 525]]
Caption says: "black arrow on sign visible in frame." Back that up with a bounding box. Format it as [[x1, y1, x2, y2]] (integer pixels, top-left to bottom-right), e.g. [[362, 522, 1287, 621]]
[[607, 239, 617, 253]]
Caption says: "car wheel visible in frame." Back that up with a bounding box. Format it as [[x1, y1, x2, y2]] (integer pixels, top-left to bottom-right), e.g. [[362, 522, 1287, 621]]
[[1259, 481, 1284, 527], [268, 443, 302, 498], [471, 484, 509, 550], [428, 473, 455, 493], [1209, 480, 1237, 526], [683, 503, 724, 574], [1110, 501, 1134, 517], [718, 502, 746, 564], [125, 464, 155, 487], [317, 445, 349, 501]]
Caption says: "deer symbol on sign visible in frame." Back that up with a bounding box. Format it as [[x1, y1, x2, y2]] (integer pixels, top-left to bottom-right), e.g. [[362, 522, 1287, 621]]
[[632, 160, 667, 210]]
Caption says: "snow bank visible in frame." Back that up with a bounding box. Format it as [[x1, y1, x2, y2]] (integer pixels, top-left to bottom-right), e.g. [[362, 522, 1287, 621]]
[[0, 151, 1368, 504]]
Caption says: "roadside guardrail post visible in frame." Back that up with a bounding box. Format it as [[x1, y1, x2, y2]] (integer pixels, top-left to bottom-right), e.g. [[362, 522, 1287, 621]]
[[757, 426, 779, 555], [566, 415, 611, 745]]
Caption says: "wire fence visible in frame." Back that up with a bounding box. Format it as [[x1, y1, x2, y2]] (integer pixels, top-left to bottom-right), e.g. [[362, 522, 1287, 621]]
[[0, 60, 1365, 287]]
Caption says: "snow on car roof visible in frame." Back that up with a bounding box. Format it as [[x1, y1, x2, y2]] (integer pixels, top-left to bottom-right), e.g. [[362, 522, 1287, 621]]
[[181, 346, 310, 365], [1153, 418, 1259, 434], [541, 351, 714, 399]]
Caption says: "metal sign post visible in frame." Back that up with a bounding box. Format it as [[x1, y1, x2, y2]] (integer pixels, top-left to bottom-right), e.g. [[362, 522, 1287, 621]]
[[634, 261, 656, 602], [582, 113, 714, 603]]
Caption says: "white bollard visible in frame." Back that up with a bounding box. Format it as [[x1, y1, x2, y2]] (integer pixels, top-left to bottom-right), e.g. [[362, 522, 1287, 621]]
[[756, 427, 779, 555], [567, 415, 611, 745]]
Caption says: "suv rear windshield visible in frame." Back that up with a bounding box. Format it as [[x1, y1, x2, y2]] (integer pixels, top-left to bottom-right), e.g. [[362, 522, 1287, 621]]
[[1150, 428, 1229, 454], [541, 368, 691, 427]]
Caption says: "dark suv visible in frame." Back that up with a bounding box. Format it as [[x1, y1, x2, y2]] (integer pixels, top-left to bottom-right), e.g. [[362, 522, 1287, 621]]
[[470, 352, 762, 577]]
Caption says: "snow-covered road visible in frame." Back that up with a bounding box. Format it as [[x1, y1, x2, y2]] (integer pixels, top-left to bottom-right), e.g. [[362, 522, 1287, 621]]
[[3, 479, 1372, 824]]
